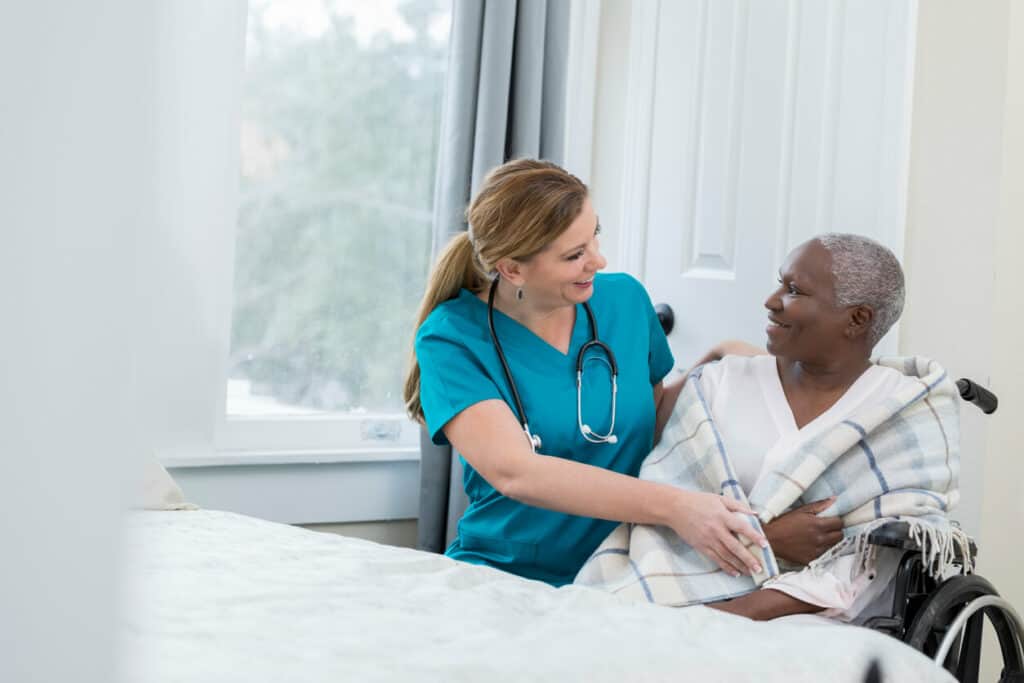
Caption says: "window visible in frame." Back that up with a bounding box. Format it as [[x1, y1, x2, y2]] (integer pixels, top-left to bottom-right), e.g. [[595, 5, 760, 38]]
[[221, 0, 451, 459]]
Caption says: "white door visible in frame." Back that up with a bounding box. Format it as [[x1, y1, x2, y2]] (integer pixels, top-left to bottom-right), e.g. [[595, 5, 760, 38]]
[[630, 0, 916, 365]]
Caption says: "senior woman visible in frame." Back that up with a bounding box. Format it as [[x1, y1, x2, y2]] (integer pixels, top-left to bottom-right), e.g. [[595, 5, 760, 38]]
[[403, 159, 788, 586], [649, 233, 914, 622]]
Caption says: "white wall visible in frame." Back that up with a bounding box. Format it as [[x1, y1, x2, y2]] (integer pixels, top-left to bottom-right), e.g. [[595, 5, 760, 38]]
[[900, 0, 1011, 540], [985, 0, 1024, 615], [0, 3, 158, 681], [170, 460, 419, 524], [900, 0, 1024, 648], [901, 5, 1024, 674]]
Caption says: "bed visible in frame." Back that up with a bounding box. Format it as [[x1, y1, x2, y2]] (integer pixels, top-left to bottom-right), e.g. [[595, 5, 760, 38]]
[[118, 509, 955, 682]]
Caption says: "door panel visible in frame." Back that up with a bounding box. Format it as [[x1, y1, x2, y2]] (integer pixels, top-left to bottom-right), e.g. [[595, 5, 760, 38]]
[[641, 0, 915, 365]]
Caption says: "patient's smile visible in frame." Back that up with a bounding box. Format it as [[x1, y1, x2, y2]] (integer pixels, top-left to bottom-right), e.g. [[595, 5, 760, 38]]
[[766, 316, 791, 338]]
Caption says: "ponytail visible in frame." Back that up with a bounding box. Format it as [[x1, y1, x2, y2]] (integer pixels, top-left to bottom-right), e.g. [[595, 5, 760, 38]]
[[403, 232, 486, 423]]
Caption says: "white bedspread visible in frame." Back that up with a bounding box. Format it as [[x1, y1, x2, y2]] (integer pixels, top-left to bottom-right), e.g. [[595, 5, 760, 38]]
[[118, 510, 953, 682]]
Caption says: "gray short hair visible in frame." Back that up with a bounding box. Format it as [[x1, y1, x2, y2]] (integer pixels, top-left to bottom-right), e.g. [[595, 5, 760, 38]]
[[816, 233, 905, 348]]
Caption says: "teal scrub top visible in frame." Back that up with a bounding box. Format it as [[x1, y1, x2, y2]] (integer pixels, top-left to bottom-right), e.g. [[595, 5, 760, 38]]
[[414, 272, 674, 586]]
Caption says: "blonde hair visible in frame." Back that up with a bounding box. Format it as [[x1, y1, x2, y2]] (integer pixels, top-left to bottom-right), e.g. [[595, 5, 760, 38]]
[[403, 158, 588, 423]]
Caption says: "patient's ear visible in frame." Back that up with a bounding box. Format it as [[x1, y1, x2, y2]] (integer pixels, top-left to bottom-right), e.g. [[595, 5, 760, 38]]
[[845, 305, 874, 340]]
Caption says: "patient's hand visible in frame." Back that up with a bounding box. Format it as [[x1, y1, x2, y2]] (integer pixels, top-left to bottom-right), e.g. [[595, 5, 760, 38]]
[[764, 498, 843, 566]]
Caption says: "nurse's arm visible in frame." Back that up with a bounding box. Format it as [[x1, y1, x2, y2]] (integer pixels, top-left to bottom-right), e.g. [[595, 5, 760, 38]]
[[442, 399, 767, 577]]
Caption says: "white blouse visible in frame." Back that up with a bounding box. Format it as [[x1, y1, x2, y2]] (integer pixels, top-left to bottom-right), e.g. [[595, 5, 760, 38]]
[[698, 355, 919, 623]]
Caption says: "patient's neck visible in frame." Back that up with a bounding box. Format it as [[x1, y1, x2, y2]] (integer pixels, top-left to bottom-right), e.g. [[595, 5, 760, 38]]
[[776, 356, 872, 430]]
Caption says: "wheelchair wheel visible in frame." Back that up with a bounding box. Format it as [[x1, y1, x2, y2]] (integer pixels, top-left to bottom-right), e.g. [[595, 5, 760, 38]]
[[905, 575, 1024, 682]]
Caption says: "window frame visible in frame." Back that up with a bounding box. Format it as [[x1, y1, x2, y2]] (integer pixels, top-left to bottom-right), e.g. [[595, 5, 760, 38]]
[[202, 0, 453, 467]]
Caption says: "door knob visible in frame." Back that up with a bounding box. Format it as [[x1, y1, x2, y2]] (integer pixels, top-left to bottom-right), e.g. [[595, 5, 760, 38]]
[[655, 303, 674, 336]]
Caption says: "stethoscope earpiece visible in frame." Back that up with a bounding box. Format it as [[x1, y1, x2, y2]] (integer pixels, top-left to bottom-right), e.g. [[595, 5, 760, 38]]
[[487, 278, 619, 453]]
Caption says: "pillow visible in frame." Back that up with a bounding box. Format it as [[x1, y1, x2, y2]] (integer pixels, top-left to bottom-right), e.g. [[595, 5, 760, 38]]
[[133, 458, 198, 511]]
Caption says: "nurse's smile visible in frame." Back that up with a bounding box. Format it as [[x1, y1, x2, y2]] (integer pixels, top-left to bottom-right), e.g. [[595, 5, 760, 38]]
[[573, 276, 594, 290]]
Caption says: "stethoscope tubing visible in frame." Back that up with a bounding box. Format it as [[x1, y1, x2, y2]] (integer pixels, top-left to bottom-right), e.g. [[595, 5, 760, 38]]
[[487, 279, 538, 449], [486, 277, 618, 451]]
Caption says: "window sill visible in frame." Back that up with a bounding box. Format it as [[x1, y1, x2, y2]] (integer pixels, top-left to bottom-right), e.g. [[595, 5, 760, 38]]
[[163, 446, 419, 468]]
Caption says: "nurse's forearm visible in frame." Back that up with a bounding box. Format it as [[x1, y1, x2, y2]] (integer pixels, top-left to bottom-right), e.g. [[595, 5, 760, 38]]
[[507, 455, 765, 576], [506, 454, 765, 576], [505, 453, 692, 529], [445, 399, 681, 526]]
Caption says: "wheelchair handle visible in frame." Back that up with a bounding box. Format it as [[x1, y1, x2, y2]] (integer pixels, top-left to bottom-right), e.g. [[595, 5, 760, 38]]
[[956, 378, 998, 414]]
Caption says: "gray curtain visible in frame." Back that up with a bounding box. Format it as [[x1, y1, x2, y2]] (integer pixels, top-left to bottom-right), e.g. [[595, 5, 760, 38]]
[[417, 0, 570, 553]]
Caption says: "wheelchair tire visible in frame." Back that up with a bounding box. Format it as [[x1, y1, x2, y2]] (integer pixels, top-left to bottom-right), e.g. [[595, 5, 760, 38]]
[[905, 575, 1024, 682]]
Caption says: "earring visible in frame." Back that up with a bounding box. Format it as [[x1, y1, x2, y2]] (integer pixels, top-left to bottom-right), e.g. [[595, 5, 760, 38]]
[[516, 287, 525, 301]]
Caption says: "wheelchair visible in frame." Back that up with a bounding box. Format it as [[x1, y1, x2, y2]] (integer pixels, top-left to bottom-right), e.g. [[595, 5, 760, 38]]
[[655, 306, 1024, 681], [861, 379, 1024, 683]]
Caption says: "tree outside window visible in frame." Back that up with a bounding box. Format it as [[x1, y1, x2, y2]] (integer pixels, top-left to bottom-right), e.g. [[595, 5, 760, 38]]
[[229, 0, 451, 417]]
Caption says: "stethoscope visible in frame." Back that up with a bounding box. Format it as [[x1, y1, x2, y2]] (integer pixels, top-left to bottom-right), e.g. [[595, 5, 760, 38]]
[[487, 277, 618, 452]]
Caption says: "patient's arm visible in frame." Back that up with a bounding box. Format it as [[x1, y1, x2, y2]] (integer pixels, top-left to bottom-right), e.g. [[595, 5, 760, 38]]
[[707, 589, 823, 621]]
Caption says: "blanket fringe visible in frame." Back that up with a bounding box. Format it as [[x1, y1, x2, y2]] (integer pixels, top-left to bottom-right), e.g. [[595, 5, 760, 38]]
[[808, 518, 974, 580]]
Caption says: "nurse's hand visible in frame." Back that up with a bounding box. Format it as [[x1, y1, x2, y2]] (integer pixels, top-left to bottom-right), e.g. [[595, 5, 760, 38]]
[[666, 491, 768, 577]]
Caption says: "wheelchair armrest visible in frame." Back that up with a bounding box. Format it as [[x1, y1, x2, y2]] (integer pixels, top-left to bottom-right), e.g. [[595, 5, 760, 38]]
[[866, 520, 977, 560], [867, 521, 918, 550]]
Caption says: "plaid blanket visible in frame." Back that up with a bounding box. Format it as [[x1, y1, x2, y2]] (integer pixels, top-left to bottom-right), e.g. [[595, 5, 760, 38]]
[[574, 356, 971, 607]]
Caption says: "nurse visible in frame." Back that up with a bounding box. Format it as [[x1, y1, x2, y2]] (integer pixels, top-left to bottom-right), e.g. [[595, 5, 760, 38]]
[[403, 159, 766, 586]]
